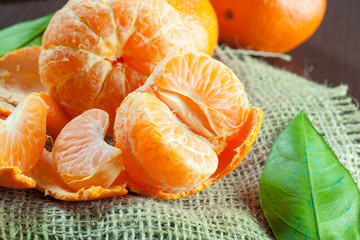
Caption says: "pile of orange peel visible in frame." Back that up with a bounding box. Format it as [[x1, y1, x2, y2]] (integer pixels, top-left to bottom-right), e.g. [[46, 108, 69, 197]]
[[0, 0, 262, 201]]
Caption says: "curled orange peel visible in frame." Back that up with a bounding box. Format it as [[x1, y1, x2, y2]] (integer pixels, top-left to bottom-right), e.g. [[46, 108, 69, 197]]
[[125, 108, 263, 199], [27, 150, 128, 201], [0, 46, 45, 111], [0, 167, 36, 189]]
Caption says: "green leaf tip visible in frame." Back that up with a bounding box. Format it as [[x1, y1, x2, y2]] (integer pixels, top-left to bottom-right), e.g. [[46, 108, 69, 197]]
[[0, 13, 54, 57], [259, 111, 360, 240]]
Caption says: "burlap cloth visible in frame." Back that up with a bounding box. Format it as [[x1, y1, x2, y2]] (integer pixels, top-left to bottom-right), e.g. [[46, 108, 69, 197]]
[[0, 46, 359, 239]]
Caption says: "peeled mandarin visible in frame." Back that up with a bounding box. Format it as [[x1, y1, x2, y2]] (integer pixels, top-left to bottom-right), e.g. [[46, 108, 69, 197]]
[[39, 0, 218, 125], [114, 52, 262, 199]]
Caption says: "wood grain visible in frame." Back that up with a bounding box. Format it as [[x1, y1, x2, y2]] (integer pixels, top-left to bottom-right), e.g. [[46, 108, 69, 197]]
[[0, 0, 359, 101]]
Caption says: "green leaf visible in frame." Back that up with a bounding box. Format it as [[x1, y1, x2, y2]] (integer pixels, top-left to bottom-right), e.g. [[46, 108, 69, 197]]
[[259, 111, 360, 240], [0, 14, 53, 57]]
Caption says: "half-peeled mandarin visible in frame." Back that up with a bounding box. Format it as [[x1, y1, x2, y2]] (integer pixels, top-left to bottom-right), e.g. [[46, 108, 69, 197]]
[[114, 52, 262, 199]]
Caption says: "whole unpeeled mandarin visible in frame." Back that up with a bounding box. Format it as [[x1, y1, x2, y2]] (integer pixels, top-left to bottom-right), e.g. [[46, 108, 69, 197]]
[[210, 0, 326, 52]]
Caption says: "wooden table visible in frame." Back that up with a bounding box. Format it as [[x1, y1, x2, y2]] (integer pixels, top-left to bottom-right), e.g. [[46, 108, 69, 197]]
[[1, 0, 359, 101]]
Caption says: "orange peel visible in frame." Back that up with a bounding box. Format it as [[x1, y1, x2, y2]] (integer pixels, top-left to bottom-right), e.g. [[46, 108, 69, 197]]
[[0, 46, 45, 111], [0, 167, 36, 189], [27, 150, 127, 201]]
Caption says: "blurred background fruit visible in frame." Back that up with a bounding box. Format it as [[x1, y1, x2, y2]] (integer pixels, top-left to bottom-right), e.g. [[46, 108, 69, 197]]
[[210, 0, 327, 53]]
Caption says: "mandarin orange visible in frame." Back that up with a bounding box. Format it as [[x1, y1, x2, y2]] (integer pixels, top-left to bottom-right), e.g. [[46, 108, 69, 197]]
[[39, 0, 218, 126], [210, 0, 326, 53], [114, 52, 262, 199]]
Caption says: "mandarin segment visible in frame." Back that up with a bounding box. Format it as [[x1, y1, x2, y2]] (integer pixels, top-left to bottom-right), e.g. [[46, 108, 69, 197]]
[[115, 92, 218, 193], [53, 109, 123, 191], [0, 94, 47, 172], [39, 0, 218, 124]]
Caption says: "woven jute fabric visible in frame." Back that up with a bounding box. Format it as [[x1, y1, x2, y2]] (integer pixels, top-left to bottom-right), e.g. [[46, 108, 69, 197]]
[[1, 46, 359, 240]]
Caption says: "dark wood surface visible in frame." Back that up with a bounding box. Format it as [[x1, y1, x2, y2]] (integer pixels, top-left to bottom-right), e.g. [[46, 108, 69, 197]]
[[0, 0, 359, 101]]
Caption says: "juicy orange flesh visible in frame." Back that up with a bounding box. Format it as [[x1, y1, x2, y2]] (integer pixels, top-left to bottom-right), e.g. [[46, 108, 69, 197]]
[[141, 52, 250, 153], [0, 94, 47, 172], [54, 109, 122, 190], [115, 92, 218, 193]]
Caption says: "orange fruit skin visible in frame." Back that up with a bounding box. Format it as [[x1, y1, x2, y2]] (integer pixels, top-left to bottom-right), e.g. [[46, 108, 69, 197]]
[[167, 0, 218, 55], [27, 150, 127, 201], [0, 47, 70, 138], [0, 167, 36, 189], [39, 0, 218, 124], [210, 0, 326, 53], [0, 47, 46, 110]]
